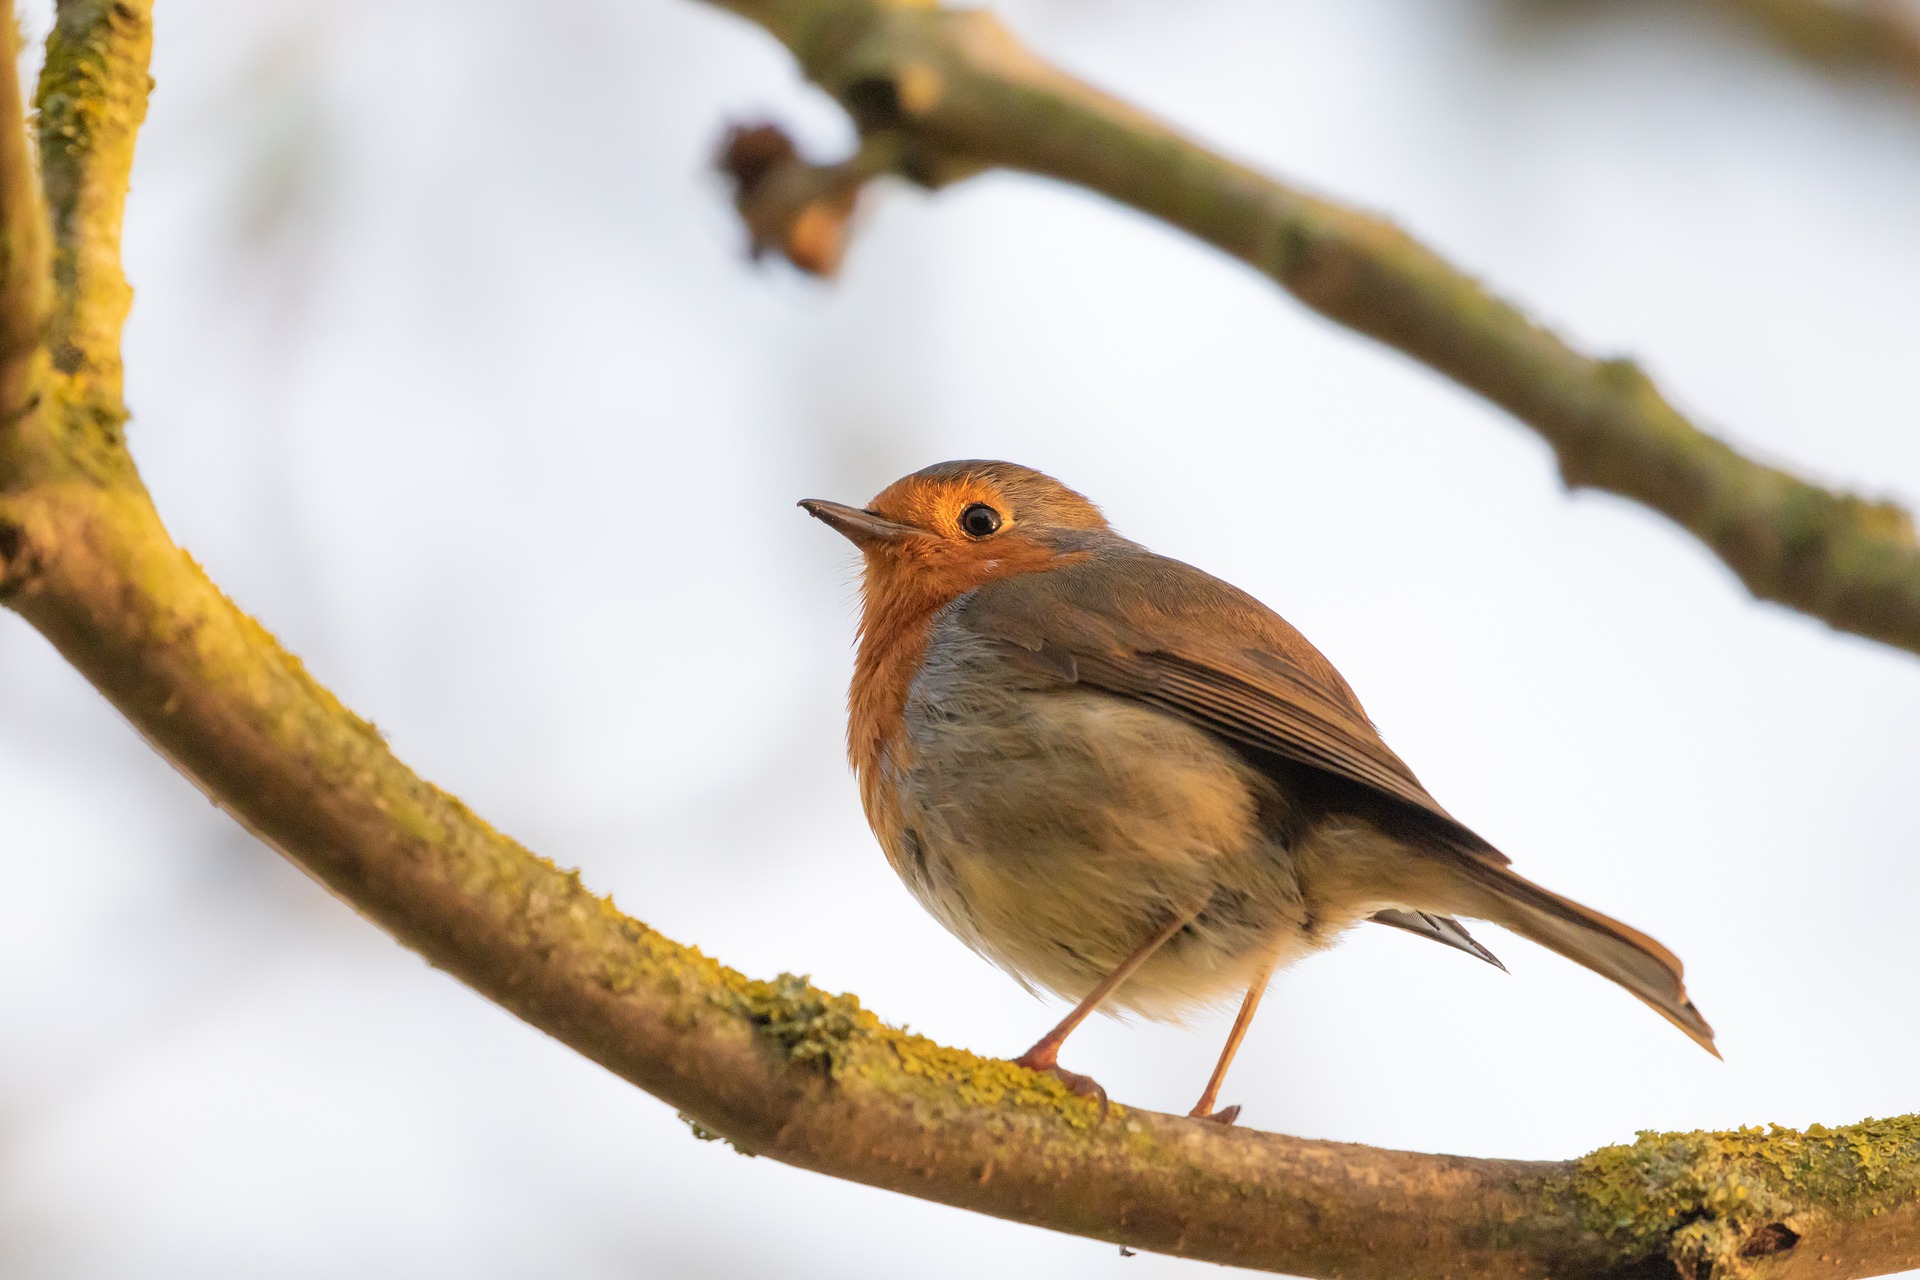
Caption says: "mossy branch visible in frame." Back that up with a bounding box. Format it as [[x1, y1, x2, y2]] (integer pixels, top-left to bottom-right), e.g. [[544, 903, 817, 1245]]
[[710, 0, 1920, 659], [1, 0, 1919, 1275]]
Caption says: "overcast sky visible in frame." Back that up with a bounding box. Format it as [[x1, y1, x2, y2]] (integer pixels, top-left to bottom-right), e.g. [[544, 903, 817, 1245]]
[[3, 0, 1919, 1276]]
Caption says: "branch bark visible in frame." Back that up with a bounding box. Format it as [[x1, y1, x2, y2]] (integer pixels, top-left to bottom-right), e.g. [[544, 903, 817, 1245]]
[[1, 2, 1918, 1278], [712, 0, 1920, 660]]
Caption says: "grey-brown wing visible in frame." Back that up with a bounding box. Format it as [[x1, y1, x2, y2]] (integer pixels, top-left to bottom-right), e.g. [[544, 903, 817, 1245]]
[[957, 547, 1506, 860]]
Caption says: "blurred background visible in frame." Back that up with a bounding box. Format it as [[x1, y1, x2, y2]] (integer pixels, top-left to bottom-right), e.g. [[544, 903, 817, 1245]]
[[3, 0, 1919, 1275]]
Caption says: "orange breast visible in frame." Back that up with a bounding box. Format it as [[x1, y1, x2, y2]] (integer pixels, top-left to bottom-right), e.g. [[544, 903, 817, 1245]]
[[847, 587, 938, 854]]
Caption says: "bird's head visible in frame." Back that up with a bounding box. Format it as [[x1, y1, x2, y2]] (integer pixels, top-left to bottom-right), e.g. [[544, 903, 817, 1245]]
[[801, 460, 1111, 615]]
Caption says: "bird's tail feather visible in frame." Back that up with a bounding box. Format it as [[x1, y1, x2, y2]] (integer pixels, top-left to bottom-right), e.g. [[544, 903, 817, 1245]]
[[1443, 856, 1718, 1056]]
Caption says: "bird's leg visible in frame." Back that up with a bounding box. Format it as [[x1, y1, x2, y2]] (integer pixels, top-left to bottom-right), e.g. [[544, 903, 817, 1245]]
[[1013, 903, 1202, 1115], [1187, 953, 1279, 1126]]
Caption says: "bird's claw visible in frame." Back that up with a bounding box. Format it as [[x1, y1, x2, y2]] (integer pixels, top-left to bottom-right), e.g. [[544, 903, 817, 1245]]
[[1015, 1053, 1111, 1120], [1189, 1103, 1241, 1126]]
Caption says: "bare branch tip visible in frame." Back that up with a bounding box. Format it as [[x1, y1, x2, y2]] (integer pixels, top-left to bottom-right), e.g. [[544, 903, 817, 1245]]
[[717, 121, 861, 278]]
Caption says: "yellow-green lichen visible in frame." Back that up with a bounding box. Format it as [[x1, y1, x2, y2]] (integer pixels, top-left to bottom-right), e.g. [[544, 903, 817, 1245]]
[[483, 854, 1114, 1132], [540, 871, 1111, 1130], [31, 0, 151, 451], [715, 969, 1109, 1127], [1560, 1116, 1920, 1277], [728, 972, 878, 1076], [867, 1026, 1112, 1125], [33, 0, 153, 221]]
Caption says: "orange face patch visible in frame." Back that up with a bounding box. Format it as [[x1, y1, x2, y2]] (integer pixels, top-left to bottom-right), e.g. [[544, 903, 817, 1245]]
[[857, 479, 1075, 626], [868, 472, 1016, 542]]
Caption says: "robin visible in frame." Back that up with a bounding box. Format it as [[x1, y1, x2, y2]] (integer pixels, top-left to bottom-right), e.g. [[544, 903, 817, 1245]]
[[802, 460, 1715, 1122]]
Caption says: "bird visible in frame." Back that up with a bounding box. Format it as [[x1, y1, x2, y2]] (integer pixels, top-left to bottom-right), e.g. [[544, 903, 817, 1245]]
[[801, 460, 1715, 1123]]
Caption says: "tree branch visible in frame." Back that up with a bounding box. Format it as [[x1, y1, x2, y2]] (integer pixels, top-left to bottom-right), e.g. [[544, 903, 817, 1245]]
[[0, 0, 149, 506], [36, 0, 148, 432], [711, 0, 1920, 659], [1704, 0, 1920, 85], [0, 0, 50, 424], [2, 1, 1919, 1276]]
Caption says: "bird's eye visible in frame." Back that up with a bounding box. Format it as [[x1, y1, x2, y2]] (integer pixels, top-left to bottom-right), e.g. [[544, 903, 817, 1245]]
[[959, 503, 1003, 538]]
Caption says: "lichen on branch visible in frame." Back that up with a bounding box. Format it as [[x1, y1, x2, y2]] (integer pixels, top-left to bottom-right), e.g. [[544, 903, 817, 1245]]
[[708, 0, 1920, 659], [1563, 1119, 1920, 1277]]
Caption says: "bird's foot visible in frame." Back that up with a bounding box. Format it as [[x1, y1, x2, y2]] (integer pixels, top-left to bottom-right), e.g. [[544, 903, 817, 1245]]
[[1188, 1103, 1242, 1126], [1014, 1050, 1110, 1120]]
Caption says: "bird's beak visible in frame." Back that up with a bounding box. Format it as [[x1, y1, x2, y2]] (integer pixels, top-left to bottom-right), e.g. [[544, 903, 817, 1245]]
[[798, 499, 929, 548]]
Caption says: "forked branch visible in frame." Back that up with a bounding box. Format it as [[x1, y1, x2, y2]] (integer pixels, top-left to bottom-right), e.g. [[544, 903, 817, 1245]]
[[0, 3, 1917, 1278]]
